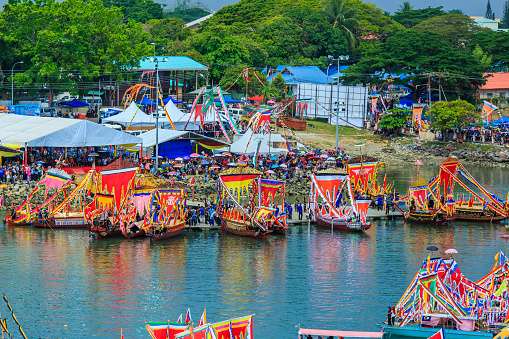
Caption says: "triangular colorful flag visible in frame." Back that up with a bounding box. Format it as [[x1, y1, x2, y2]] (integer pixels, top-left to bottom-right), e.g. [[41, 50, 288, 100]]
[[185, 308, 192, 323], [198, 308, 206, 327]]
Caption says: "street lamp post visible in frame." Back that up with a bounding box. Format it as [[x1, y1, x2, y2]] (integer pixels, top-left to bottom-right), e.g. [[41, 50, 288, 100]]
[[11, 61, 23, 105], [328, 55, 349, 152], [151, 56, 168, 171]]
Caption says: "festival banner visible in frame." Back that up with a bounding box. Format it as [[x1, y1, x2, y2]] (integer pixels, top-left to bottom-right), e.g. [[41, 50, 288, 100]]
[[371, 95, 379, 114], [39, 171, 70, 191], [100, 167, 138, 212], [412, 104, 426, 128], [347, 162, 378, 193], [134, 190, 153, 215], [220, 174, 260, 198], [314, 173, 347, 204], [209, 315, 253, 339], [482, 101, 498, 125], [354, 199, 371, 223], [438, 157, 459, 198], [146, 322, 190, 339], [258, 179, 284, 206]]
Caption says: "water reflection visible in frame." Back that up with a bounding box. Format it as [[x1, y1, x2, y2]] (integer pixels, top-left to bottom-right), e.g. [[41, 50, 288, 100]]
[[0, 165, 509, 337]]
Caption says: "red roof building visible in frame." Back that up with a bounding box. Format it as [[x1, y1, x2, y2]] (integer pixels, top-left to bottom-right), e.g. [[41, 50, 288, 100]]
[[479, 73, 509, 99]]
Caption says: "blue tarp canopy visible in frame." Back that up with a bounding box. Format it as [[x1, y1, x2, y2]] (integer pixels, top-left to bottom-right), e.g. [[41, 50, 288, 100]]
[[60, 98, 89, 107], [493, 116, 509, 125], [214, 95, 240, 104], [159, 97, 183, 105], [135, 97, 157, 105]]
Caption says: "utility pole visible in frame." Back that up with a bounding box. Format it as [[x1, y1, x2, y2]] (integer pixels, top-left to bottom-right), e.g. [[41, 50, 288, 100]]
[[328, 55, 349, 151], [428, 74, 431, 108], [151, 56, 168, 171]]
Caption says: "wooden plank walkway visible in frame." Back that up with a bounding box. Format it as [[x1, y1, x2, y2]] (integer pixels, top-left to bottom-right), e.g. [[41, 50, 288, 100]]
[[183, 202, 403, 231]]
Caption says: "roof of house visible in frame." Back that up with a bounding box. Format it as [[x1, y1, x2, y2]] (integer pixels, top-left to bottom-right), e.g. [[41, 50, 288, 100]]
[[137, 56, 207, 71], [474, 17, 499, 24], [480, 73, 509, 90], [273, 66, 333, 85], [184, 13, 214, 29]]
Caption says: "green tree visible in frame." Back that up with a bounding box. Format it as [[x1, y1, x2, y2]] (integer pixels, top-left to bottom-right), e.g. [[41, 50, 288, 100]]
[[342, 30, 486, 100], [501, 0, 509, 28], [103, 0, 164, 23], [322, 0, 359, 50], [391, 6, 445, 28], [377, 110, 411, 134], [398, 1, 413, 12], [485, 0, 495, 20], [144, 18, 189, 50], [428, 100, 478, 140], [411, 13, 486, 45], [0, 0, 150, 102], [472, 45, 492, 70], [469, 30, 509, 71]]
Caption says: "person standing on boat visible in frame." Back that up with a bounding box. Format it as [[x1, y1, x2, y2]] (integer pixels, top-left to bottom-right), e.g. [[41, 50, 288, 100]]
[[387, 306, 394, 325]]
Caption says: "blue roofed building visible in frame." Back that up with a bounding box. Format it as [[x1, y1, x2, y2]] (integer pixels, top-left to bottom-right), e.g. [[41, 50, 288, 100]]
[[118, 56, 208, 106]]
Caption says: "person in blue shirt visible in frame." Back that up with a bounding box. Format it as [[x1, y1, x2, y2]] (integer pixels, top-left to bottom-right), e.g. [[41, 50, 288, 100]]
[[297, 203, 303, 220], [200, 205, 205, 223], [377, 195, 383, 211], [288, 204, 293, 220]]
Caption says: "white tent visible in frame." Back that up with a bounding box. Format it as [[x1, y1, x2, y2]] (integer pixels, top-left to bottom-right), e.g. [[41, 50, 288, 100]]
[[103, 102, 154, 126], [0, 114, 142, 147], [26, 120, 142, 147], [137, 129, 230, 148], [222, 129, 304, 155], [0, 114, 79, 147]]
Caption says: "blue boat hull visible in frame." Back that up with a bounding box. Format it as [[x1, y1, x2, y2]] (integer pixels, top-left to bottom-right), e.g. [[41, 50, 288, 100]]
[[384, 326, 494, 339]]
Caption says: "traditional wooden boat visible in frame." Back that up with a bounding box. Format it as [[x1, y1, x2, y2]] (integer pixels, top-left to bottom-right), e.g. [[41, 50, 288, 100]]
[[142, 183, 188, 241], [146, 311, 253, 339], [5, 168, 72, 228], [309, 169, 372, 232], [394, 174, 455, 226], [84, 159, 140, 239], [217, 167, 287, 238], [387, 252, 509, 339], [440, 156, 508, 222], [33, 212, 88, 229]]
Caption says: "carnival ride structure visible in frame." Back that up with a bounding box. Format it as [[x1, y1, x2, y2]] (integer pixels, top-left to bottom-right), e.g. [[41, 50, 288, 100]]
[[309, 169, 372, 232]]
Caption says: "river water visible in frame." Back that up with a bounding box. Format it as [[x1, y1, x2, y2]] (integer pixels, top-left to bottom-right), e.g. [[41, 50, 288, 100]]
[[1, 164, 509, 338]]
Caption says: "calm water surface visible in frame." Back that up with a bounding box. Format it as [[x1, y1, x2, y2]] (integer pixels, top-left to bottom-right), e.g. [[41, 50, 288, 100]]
[[1, 165, 509, 338]]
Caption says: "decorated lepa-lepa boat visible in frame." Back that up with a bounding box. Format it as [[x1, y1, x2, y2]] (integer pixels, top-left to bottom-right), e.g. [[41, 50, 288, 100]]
[[217, 167, 287, 238], [309, 169, 372, 232]]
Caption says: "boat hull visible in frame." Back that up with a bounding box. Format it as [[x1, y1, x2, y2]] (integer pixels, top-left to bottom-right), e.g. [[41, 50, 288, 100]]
[[34, 216, 88, 229], [221, 218, 271, 238], [314, 214, 371, 232], [455, 209, 506, 222], [147, 222, 185, 241], [405, 211, 454, 226], [384, 325, 493, 339], [89, 224, 122, 239], [5, 220, 32, 227]]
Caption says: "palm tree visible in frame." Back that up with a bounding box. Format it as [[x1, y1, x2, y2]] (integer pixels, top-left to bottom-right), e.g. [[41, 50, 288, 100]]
[[322, 0, 359, 50], [398, 1, 414, 12]]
